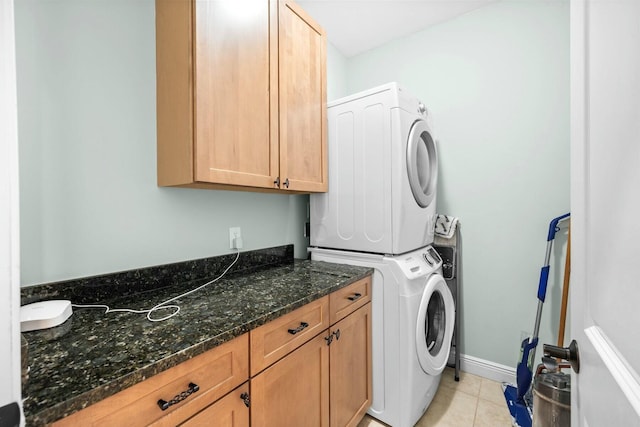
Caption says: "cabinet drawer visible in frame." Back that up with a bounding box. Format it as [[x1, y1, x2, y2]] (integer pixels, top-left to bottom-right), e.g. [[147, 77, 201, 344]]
[[329, 276, 371, 325], [250, 296, 329, 376], [54, 333, 249, 427]]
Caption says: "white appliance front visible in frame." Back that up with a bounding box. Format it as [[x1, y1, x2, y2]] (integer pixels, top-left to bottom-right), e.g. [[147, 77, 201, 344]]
[[310, 82, 438, 255], [310, 246, 454, 427]]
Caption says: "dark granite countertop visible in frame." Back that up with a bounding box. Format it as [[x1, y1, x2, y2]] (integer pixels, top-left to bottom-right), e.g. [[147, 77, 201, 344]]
[[22, 252, 372, 426]]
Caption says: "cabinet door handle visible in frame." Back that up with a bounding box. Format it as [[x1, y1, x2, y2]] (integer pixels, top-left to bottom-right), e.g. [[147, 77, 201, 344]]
[[274, 177, 280, 188], [288, 321, 309, 335], [325, 330, 341, 345], [157, 382, 200, 411], [284, 178, 290, 188], [325, 333, 334, 345], [241, 392, 251, 408], [347, 293, 362, 301]]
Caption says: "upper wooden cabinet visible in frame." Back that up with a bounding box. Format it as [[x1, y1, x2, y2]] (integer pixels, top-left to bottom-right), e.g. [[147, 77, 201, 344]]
[[156, 0, 327, 193], [278, 1, 327, 192]]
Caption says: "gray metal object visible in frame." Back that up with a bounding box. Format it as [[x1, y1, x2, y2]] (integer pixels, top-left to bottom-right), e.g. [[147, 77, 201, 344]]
[[434, 226, 461, 381], [533, 371, 571, 427], [436, 246, 456, 280], [530, 240, 554, 369], [544, 340, 580, 373]]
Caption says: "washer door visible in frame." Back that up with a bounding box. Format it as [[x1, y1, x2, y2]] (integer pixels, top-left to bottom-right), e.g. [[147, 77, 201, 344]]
[[416, 274, 455, 375], [406, 119, 438, 208]]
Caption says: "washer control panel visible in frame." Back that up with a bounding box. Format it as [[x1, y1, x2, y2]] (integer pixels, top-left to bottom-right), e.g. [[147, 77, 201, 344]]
[[401, 256, 424, 280], [423, 247, 442, 267], [395, 245, 442, 279]]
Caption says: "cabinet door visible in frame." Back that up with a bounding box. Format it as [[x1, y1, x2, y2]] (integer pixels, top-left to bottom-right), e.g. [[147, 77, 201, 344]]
[[251, 332, 330, 427], [179, 384, 249, 427], [193, 0, 279, 188], [329, 303, 372, 427], [278, 0, 327, 192]]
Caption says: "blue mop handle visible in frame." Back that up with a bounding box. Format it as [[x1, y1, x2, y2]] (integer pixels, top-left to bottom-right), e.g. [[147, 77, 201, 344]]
[[538, 213, 570, 303], [547, 213, 570, 242], [537, 267, 550, 303]]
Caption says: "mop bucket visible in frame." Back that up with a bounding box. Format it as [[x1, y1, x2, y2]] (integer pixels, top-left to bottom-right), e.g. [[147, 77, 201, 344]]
[[532, 370, 571, 427]]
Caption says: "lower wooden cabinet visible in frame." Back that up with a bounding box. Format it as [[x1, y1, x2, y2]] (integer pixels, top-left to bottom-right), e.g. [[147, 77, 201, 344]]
[[250, 277, 372, 427], [53, 333, 249, 427], [51, 277, 371, 427], [249, 303, 372, 427], [251, 333, 330, 427], [329, 304, 373, 427]]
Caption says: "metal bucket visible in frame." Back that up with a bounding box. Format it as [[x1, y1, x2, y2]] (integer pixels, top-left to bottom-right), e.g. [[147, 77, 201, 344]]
[[533, 371, 571, 426]]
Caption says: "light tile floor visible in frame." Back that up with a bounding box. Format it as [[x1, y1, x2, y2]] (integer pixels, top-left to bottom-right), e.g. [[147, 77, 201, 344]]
[[358, 368, 512, 427]]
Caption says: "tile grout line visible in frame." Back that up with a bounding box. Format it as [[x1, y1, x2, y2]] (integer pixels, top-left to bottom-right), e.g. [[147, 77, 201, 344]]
[[472, 395, 480, 427]]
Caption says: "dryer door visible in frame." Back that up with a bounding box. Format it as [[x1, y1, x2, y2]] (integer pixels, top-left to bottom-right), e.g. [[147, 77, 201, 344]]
[[406, 119, 438, 208], [416, 273, 455, 375]]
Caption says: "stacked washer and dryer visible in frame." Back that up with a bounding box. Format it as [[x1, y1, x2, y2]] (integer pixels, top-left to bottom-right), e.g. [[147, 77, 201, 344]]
[[310, 83, 455, 427]]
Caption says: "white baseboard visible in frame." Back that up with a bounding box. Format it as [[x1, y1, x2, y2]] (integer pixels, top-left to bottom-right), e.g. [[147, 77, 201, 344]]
[[459, 354, 516, 384]]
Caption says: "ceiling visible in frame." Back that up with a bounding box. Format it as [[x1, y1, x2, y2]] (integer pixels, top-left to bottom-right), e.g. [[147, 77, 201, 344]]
[[297, 0, 497, 57]]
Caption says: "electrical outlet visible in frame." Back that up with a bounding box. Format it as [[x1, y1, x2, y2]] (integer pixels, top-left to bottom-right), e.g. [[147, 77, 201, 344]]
[[229, 227, 242, 249]]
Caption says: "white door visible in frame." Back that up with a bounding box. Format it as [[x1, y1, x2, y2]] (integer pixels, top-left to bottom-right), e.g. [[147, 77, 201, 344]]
[[571, 0, 640, 425], [1, 0, 23, 424]]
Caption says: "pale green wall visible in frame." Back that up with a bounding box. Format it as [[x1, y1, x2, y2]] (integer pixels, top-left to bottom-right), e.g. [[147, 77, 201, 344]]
[[346, 0, 570, 367], [16, 0, 310, 286], [15, 0, 569, 370], [326, 42, 349, 101]]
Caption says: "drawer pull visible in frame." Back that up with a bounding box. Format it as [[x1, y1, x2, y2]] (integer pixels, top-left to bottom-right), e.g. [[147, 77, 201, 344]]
[[157, 382, 200, 411], [287, 321, 309, 335], [347, 293, 362, 301]]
